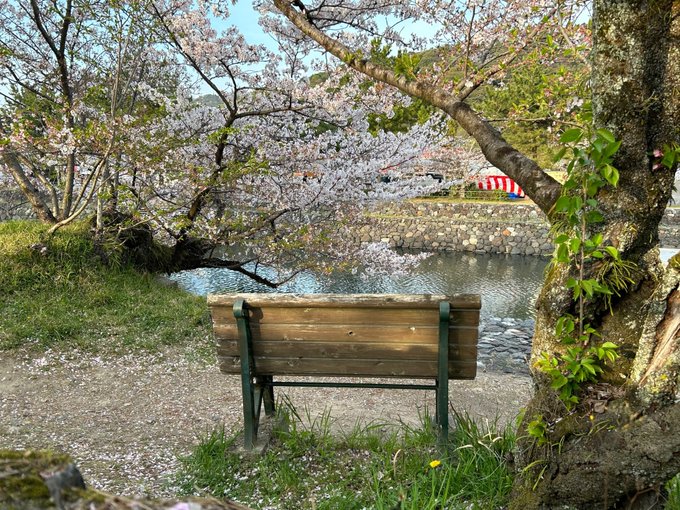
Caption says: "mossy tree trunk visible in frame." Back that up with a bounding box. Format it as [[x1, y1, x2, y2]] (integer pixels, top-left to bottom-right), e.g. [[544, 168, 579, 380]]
[[512, 1, 680, 508]]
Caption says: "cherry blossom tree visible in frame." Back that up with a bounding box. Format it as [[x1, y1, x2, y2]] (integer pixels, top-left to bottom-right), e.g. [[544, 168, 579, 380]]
[[272, 0, 680, 507], [0, 0, 177, 231], [1, 0, 454, 283]]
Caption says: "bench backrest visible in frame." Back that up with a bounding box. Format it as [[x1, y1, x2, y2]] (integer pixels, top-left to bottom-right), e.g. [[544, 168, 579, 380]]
[[208, 293, 481, 380]]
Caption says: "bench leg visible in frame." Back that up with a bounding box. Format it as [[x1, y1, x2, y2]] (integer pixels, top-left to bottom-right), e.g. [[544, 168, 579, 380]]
[[244, 377, 276, 450], [437, 301, 450, 448], [254, 376, 275, 418], [436, 378, 449, 447], [242, 376, 257, 450], [234, 298, 260, 450], [259, 376, 275, 416]]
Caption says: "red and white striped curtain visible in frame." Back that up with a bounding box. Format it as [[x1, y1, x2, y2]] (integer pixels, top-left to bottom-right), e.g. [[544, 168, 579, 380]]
[[477, 176, 525, 197]]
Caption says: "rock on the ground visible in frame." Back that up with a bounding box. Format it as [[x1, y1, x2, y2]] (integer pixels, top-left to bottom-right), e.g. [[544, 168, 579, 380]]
[[0, 449, 253, 510]]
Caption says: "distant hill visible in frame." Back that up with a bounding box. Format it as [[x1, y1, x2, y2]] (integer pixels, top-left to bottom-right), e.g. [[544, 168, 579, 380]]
[[195, 94, 222, 107]]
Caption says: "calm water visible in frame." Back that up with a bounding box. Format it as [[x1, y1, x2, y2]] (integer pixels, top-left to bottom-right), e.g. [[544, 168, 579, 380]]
[[170, 252, 549, 319]]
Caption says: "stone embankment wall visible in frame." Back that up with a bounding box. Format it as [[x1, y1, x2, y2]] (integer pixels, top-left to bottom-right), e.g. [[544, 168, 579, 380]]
[[4, 189, 680, 253], [357, 200, 680, 256], [660, 208, 680, 247]]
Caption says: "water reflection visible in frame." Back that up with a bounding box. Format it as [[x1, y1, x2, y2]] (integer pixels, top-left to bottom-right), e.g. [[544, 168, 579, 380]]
[[170, 252, 549, 319]]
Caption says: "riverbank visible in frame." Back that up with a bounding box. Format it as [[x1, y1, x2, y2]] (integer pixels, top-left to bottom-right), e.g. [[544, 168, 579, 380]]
[[479, 317, 534, 374], [5, 191, 680, 257]]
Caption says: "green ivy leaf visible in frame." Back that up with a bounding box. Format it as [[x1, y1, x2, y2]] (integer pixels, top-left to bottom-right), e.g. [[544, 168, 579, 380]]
[[556, 316, 575, 337], [602, 164, 620, 187], [585, 210, 604, 223], [581, 279, 594, 297], [556, 244, 570, 263], [605, 246, 620, 260], [555, 196, 572, 212], [661, 151, 677, 169], [596, 129, 616, 143], [551, 374, 569, 389], [603, 140, 622, 160], [560, 128, 583, 143], [553, 146, 567, 162], [569, 238, 581, 253]]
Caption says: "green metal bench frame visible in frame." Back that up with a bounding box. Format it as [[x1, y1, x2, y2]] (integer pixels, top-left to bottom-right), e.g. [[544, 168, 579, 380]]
[[232, 298, 452, 450]]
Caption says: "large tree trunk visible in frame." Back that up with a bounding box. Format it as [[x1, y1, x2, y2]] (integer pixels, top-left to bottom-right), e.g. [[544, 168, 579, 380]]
[[514, 260, 680, 508], [511, 1, 680, 507]]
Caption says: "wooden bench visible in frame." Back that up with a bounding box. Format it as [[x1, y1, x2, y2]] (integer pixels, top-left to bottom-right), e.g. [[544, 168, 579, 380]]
[[208, 293, 481, 449]]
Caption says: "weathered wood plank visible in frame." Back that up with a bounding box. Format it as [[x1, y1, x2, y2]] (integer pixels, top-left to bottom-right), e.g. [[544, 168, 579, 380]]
[[214, 324, 478, 346], [212, 306, 439, 326], [210, 305, 480, 328], [217, 357, 477, 379], [208, 293, 481, 309], [213, 323, 462, 344], [216, 339, 477, 361]]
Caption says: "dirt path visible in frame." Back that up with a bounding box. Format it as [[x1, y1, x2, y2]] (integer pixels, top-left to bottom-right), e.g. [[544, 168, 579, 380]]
[[0, 348, 533, 498]]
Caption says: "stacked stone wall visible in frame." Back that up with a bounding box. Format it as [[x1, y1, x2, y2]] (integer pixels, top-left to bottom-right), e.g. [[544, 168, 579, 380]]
[[659, 207, 680, 246], [357, 200, 680, 256], [3, 189, 680, 253]]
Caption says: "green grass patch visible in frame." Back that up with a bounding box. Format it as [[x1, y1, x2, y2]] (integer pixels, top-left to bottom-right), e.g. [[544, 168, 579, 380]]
[[0, 220, 211, 355], [173, 401, 516, 509], [667, 473, 680, 509]]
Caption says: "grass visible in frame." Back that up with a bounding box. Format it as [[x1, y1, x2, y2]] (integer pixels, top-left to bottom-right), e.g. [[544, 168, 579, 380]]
[[668, 474, 680, 510], [0, 220, 211, 355], [173, 401, 516, 510]]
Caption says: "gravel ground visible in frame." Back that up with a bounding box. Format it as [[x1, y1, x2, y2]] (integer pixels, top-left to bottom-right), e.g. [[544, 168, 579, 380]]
[[0, 347, 533, 498]]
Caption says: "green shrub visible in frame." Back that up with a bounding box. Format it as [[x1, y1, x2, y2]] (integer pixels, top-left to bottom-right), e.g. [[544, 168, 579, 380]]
[[667, 473, 680, 509]]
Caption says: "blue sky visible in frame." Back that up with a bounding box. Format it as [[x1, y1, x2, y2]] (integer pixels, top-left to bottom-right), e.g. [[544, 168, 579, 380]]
[[223, 1, 279, 49], [222, 1, 438, 53]]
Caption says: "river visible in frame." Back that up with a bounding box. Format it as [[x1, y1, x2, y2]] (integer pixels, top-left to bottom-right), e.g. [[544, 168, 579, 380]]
[[170, 251, 550, 320], [170, 248, 680, 320]]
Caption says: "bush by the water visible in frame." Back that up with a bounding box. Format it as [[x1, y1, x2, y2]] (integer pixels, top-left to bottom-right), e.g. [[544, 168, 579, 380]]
[[0, 220, 210, 353]]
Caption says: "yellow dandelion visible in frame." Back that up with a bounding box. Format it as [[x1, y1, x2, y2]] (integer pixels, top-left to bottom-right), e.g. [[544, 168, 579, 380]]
[[429, 459, 441, 469]]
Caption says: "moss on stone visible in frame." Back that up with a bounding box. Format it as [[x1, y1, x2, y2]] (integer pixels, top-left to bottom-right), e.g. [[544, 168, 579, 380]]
[[0, 449, 71, 508], [668, 252, 680, 270]]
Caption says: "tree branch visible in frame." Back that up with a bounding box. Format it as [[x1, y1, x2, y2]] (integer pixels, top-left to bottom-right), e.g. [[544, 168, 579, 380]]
[[273, 0, 562, 214]]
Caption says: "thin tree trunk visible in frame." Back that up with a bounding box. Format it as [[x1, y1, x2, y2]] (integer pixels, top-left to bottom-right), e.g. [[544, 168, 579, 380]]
[[1, 151, 56, 223]]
